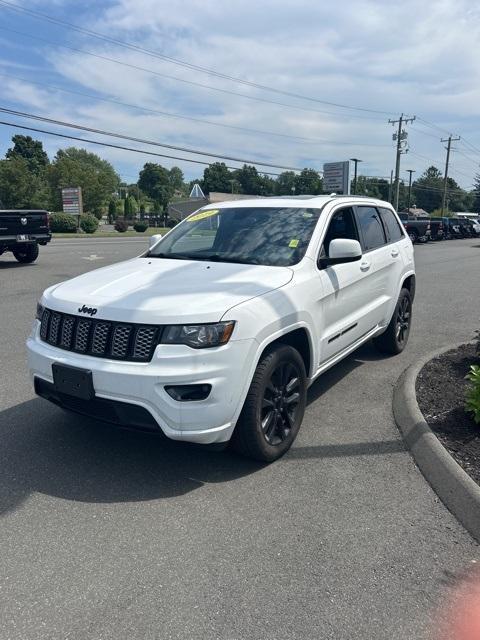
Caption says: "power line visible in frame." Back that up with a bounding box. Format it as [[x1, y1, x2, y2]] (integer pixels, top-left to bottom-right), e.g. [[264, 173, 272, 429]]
[[0, 71, 391, 149], [0, 0, 395, 116], [0, 106, 304, 171], [0, 26, 387, 123], [0, 119, 286, 176]]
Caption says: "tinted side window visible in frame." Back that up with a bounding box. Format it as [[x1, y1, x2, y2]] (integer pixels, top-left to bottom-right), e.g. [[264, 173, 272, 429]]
[[356, 206, 386, 251], [320, 208, 359, 257], [379, 207, 404, 242]]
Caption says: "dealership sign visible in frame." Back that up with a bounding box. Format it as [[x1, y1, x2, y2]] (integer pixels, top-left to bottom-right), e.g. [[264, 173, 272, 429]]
[[61, 187, 83, 215], [323, 161, 350, 195]]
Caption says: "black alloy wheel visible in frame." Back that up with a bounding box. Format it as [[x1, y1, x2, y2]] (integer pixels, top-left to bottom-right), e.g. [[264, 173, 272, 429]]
[[396, 294, 411, 347], [261, 361, 301, 445]]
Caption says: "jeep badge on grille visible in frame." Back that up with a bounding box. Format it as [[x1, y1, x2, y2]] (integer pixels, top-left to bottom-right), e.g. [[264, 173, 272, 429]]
[[78, 305, 97, 316]]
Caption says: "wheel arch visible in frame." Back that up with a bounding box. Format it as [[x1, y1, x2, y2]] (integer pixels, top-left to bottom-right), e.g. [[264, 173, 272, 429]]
[[257, 326, 314, 379]]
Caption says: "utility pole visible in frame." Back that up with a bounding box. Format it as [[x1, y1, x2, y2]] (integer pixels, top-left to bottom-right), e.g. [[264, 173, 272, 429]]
[[388, 113, 416, 211], [406, 169, 416, 213], [349, 158, 362, 195], [388, 170, 393, 203], [441, 135, 460, 216]]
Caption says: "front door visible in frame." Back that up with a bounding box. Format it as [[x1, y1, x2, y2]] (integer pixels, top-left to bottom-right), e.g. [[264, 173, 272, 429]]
[[316, 207, 381, 364]]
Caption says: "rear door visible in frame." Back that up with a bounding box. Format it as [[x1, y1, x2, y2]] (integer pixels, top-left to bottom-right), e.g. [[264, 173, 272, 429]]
[[353, 205, 395, 329]]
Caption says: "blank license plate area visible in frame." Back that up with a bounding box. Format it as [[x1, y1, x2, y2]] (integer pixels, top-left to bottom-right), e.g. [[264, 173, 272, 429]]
[[52, 363, 95, 400]]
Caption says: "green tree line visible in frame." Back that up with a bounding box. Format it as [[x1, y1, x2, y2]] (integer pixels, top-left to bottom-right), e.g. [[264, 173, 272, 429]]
[[1, 135, 479, 216]]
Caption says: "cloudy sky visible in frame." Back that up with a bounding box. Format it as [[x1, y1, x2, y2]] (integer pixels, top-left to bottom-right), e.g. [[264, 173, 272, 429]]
[[0, 0, 479, 187]]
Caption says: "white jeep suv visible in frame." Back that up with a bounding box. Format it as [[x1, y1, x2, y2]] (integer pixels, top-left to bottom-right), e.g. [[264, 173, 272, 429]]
[[27, 196, 415, 462]]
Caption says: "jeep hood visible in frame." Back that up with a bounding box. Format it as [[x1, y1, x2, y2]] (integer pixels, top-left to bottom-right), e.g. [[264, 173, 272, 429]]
[[44, 257, 293, 324]]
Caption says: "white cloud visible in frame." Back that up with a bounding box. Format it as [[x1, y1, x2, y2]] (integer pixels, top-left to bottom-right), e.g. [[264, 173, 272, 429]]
[[1, 0, 479, 186]]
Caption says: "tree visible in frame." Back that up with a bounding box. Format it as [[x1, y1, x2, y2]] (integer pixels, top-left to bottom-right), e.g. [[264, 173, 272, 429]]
[[123, 197, 130, 218], [108, 199, 116, 223], [6, 135, 49, 174], [0, 156, 50, 208], [232, 164, 263, 195], [201, 162, 232, 194], [412, 166, 444, 213], [275, 171, 296, 195], [138, 163, 174, 211], [169, 166, 184, 192], [48, 148, 120, 215], [473, 174, 480, 213], [294, 168, 323, 195]]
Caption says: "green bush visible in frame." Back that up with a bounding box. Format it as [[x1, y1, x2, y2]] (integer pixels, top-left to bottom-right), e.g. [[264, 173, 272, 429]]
[[80, 214, 99, 234], [49, 213, 78, 233], [133, 221, 148, 233], [465, 365, 480, 424], [115, 218, 129, 232]]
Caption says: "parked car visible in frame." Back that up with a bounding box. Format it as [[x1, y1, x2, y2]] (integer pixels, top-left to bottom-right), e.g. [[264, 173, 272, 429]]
[[428, 217, 444, 241], [0, 209, 51, 263], [398, 213, 431, 243], [28, 196, 415, 462]]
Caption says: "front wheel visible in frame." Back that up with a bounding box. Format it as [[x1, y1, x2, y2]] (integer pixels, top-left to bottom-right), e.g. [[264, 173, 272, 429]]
[[231, 344, 307, 462], [13, 243, 39, 263]]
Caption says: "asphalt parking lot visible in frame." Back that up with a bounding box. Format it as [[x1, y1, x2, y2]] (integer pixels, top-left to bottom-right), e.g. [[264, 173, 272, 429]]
[[1, 238, 479, 640]]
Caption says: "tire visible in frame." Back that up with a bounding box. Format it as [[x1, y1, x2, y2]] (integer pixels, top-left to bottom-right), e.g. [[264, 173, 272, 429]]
[[231, 344, 307, 462], [13, 243, 39, 263], [373, 288, 412, 355], [408, 230, 418, 244]]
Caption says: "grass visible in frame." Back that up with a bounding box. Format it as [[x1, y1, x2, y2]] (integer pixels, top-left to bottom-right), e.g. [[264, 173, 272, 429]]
[[53, 227, 170, 239]]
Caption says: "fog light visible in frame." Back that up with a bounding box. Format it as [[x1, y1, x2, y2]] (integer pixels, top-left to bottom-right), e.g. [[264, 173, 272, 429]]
[[165, 384, 212, 401]]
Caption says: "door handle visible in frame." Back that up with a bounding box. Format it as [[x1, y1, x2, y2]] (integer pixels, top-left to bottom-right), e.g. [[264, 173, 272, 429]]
[[360, 260, 371, 272], [391, 248, 399, 257]]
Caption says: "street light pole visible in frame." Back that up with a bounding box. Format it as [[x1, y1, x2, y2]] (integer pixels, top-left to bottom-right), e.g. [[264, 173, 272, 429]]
[[350, 158, 362, 195], [406, 169, 415, 213]]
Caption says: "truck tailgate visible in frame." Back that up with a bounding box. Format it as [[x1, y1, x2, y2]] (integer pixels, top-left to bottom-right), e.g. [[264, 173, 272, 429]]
[[0, 211, 49, 235]]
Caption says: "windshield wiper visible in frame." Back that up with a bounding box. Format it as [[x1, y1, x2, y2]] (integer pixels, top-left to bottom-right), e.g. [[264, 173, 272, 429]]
[[192, 254, 260, 265], [146, 252, 194, 260]]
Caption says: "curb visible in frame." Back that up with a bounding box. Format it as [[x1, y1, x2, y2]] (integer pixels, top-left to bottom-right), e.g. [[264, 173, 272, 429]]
[[393, 343, 480, 543]]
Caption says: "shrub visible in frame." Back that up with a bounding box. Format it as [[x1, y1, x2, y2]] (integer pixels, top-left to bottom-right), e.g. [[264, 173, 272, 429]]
[[115, 218, 129, 232], [133, 221, 148, 233], [49, 213, 78, 233], [80, 214, 99, 234], [166, 218, 180, 228], [465, 365, 480, 424]]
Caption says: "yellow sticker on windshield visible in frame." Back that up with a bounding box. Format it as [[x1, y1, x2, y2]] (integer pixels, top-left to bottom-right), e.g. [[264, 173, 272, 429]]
[[289, 239, 299, 248], [188, 209, 219, 222]]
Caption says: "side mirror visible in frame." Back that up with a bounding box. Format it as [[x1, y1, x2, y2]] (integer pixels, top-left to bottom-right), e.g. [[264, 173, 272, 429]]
[[320, 238, 362, 267], [149, 234, 163, 249]]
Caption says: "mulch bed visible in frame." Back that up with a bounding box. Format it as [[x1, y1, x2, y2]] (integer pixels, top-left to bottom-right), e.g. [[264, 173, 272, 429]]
[[416, 343, 480, 485]]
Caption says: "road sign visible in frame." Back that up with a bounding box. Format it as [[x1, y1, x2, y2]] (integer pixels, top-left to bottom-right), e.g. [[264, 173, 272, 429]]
[[61, 187, 83, 215], [323, 161, 350, 195]]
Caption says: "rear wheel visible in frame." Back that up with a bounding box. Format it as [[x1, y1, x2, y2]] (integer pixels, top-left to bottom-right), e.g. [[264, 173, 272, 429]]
[[373, 288, 412, 355], [408, 230, 418, 244], [231, 344, 307, 462], [13, 243, 39, 263]]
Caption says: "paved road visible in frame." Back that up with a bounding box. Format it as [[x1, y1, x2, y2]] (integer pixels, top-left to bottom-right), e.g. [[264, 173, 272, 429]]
[[1, 238, 479, 640]]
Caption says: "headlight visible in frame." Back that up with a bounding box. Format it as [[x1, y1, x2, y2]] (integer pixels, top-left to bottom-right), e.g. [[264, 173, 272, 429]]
[[161, 321, 235, 348], [36, 302, 44, 321]]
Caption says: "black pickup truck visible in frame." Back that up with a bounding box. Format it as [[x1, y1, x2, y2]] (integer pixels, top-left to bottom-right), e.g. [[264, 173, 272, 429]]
[[398, 213, 431, 243], [0, 210, 51, 263]]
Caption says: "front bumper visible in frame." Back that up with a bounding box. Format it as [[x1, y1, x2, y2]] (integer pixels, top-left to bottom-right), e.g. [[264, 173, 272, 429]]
[[27, 323, 257, 444]]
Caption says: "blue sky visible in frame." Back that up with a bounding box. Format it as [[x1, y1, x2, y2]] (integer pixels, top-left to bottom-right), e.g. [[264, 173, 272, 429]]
[[0, 0, 479, 188]]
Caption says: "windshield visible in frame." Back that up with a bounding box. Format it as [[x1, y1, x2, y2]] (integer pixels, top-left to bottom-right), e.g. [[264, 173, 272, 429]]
[[147, 206, 322, 266]]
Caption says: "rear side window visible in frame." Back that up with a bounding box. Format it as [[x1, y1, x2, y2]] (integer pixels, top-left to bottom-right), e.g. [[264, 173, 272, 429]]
[[378, 207, 404, 242], [356, 206, 386, 251]]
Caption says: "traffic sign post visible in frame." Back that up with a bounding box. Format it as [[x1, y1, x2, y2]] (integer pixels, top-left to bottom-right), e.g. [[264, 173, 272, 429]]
[[323, 161, 350, 195], [61, 187, 83, 223]]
